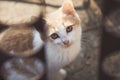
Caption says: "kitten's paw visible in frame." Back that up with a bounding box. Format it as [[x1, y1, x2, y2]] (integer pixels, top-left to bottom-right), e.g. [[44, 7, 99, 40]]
[[59, 69, 67, 79]]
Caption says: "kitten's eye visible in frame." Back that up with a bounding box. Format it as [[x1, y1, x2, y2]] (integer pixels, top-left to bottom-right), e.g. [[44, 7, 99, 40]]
[[66, 25, 73, 33], [50, 33, 59, 39]]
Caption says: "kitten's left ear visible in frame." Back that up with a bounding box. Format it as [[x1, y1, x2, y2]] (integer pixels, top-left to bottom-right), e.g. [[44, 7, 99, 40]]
[[61, 0, 75, 15]]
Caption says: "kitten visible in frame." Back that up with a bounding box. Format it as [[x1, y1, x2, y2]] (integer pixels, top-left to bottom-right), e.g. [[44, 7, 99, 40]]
[[45, 0, 82, 80], [0, 0, 82, 80], [0, 24, 43, 57], [0, 23, 45, 80]]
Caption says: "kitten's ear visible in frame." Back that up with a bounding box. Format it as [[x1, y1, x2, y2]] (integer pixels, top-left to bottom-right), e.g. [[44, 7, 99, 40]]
[[61, 0, 75, 15]]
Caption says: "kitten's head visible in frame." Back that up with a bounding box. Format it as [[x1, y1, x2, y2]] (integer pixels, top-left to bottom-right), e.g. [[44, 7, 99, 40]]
[[46, 0, 81, 48]]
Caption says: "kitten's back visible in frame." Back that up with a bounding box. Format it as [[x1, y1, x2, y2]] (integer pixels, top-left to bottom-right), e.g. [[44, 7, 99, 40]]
[[0, 24, 34, 57]]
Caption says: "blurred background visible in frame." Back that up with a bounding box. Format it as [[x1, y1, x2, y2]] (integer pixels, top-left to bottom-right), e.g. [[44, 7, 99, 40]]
[[0, 0, 120, 80]]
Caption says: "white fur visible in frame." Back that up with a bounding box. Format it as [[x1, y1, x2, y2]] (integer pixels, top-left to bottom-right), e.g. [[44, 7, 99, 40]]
[[7, 71, 28, 80], [32, 28, 44, 53], [4, 61, 28, 80], [59, 69, 67, 77], [53, 25, 68, 45], [4, 58, 44, 80]]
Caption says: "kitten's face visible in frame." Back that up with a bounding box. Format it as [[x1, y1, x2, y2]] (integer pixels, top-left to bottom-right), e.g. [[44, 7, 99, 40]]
[[46, 0, 81, 47]]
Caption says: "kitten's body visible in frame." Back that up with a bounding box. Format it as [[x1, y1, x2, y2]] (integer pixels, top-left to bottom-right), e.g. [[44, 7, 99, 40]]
[[0, 24, 43, 57], [0, 0, 82, 80], [45, 1, 81, 79]]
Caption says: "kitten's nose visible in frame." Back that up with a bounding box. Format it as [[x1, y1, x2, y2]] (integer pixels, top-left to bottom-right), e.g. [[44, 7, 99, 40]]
[[63, 40, 70, 46]]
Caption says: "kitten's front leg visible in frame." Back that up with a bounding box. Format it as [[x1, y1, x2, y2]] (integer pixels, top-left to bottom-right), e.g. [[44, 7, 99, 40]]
[[59, 69, 67, 79]]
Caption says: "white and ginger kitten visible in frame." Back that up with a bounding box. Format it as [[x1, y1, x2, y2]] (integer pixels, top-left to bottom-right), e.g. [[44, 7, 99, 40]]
[[45, 0, 82, 80], [0, 24, 45, 80], [0, 0, 81, 80]]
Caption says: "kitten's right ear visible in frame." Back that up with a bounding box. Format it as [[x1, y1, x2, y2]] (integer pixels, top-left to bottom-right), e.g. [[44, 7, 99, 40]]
[[61, 0, 75, 15]]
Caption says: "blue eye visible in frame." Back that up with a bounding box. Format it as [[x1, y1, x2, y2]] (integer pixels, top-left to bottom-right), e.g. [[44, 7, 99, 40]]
[[50, 33, 59, 39], [66, 25, 73, 33]]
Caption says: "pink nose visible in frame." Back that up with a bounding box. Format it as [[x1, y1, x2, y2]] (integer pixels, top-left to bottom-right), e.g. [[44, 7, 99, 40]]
[[63, 40, 70, 46]]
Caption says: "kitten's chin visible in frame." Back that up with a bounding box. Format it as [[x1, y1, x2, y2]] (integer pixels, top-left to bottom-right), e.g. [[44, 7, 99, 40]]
[[65, 44, 71, 48]]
